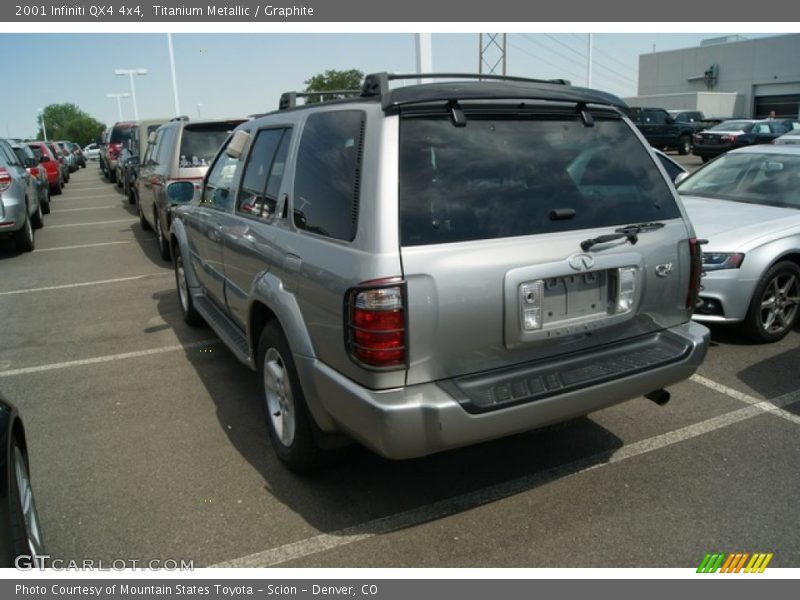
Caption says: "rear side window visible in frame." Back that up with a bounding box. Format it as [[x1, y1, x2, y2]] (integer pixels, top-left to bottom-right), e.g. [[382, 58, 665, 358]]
[[238, 128, 291, 220], [28, 145, 44, 160], [179, 124, 234, 168], [293, 110, 364, 241], [399, 113, 680, 246]]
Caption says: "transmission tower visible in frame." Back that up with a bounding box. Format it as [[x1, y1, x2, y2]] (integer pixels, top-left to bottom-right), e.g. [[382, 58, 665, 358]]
[[479, 33, 507, 75]]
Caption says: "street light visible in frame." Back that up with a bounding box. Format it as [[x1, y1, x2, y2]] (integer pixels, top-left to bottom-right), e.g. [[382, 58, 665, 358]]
[[106, 92, 130, 121], [114, 68, 147, 120], [196, 103, 203, 118], [37, 108, 48, 141]]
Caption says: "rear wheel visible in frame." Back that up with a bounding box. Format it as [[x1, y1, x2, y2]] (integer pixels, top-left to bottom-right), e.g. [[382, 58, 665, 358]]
[[258, 322, 322, 472], [13, 213, 34, 252], [701, 156, 710, 163], [742, 261, 800, 343], [50, 177, 62, 196], [40, 189, 50, 214]]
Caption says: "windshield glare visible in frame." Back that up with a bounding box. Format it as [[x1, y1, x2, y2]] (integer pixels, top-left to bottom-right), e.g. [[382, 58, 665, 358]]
[[709, 121, 752, 131], [677, 152, 800, 208]]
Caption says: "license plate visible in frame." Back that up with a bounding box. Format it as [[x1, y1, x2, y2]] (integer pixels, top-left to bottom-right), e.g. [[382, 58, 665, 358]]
[[542, 272, 608, 325]]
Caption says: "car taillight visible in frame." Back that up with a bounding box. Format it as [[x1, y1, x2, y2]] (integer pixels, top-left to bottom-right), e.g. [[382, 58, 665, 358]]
[[0, 167, 11, 192], [720, 134, 738, 143], [686, 237, 704, 312], [109, 143, 121, 159], [346, 279, 406, 368], [29, 167, 40, 177]]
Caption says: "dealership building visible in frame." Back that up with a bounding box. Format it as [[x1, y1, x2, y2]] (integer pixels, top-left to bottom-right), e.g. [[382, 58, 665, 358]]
[[624, 33, 800, 120]]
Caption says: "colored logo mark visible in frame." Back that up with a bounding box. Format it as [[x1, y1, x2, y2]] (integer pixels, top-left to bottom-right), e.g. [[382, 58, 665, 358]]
[[697, 552, 773, 573]]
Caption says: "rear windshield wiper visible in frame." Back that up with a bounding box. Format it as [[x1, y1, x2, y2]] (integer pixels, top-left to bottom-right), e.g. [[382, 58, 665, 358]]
[[581, 222, 665, 252]]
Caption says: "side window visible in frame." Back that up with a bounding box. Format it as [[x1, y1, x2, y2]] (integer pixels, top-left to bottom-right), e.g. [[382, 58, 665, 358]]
[[143, 131, 160, 165], [237, 128, 290, 219], [155, 128, 176, 166], [754, 123, 770, 134], [202, 138, 241, 211], [293, 111, 364, 241], [0, 142, 19, 165]]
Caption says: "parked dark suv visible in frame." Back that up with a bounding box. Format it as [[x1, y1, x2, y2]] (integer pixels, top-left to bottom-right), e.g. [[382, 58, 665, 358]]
[[170, 73, 710, 471]]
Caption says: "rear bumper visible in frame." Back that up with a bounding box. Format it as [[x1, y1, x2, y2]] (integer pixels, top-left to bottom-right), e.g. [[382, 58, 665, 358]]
[[297, 321, 710, 459], [0, 200, 26, 234]]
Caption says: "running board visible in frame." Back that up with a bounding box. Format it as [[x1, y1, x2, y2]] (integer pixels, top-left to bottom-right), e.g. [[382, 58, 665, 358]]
[[193, 294, 253, 367]]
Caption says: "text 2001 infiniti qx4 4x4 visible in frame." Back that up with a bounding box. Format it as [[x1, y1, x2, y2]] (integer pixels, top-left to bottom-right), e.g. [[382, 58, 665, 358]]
[[169, 73, 710, 471]]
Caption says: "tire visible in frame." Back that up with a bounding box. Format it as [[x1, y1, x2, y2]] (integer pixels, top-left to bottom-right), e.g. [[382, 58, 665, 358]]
[[31, 202, 44, 230], [742, 261, 800, 343], [50, 177, 62, 196], [40, 189, 50, 215], [677, 134, 692, 155], [258, 322, 322, 472], [138, 198, 152, 231], [155, 211, 171, 261], [8, 440, 45, 567], [701, 156, 710, 164], [13, 213, 34, 252], [127, 185, 136, 205], [174, 252, 202, 326]]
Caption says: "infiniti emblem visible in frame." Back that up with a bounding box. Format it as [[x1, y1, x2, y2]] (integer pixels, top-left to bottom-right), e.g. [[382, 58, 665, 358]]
[[568, 253, 595, 271]]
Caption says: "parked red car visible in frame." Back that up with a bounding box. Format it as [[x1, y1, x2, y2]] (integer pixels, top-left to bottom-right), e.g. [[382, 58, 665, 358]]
[[26, 142, 63, 195]]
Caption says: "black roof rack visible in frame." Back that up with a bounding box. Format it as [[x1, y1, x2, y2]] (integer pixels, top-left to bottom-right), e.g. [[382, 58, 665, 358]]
[[360, 72, 571, 97], [279, 89, 361, 110]]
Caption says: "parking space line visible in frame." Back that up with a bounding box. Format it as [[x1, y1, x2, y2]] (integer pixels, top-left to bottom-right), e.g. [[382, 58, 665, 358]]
[[0, 339, 220, 378], [0, 273, 170, 296], [49, 206, 120, 213], [212, 384, 800, 568], [691, 374, 800, 426], [46, 219, 137, 229], [34, 241, 131, 253]]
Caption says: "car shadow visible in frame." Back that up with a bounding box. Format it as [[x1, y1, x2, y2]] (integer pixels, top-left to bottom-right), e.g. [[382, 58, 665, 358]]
[[124, 223, 170, 268], [151, 287, 625, 541], [737, 345, 800, 417]]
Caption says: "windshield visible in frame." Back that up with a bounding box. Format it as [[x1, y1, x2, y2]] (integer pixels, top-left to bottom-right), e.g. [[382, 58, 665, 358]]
[[677, 151, 800, 208], [709, 121, 753, 132], [399, 113, 680, 246]]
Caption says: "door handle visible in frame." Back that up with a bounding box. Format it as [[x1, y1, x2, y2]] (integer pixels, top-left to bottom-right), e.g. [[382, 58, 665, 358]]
[[284, 253, 302, 272]]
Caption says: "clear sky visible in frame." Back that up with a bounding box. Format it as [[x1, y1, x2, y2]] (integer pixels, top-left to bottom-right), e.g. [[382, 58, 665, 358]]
[[0, 32, 780, 139]]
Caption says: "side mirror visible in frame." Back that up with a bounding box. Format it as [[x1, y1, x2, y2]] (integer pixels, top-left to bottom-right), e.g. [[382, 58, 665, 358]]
[[674, 172, 690, 186], [225, 130, 251, 159]]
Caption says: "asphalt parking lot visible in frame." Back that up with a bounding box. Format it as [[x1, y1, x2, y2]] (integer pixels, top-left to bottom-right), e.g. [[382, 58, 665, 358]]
[[1, 163, 798, 569]]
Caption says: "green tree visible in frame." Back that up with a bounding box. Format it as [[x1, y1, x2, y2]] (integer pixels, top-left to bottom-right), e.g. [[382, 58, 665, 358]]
[[36, 103, 105, 147], [302, 69, 364, 103]]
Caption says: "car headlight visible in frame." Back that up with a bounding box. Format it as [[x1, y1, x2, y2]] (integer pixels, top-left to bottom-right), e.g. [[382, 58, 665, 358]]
[[703, 252, 745, 271]]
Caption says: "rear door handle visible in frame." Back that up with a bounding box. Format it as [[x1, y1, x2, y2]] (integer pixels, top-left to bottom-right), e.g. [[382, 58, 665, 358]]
[[284, 253, 302, 272]]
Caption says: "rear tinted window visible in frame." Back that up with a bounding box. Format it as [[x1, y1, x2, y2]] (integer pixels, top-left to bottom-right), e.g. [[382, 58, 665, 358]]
[[399, 113, 680, 246], [28, 145, 44, 160], [179, 124, 235, 167], [110, 126, 133, 143]]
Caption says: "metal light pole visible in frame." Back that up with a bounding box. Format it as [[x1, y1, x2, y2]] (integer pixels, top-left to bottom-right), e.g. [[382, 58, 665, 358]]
[[587, 33, 594, 88], [38, 109, 48, 141], [114, 68, 147, 120], [196, 103, 203, 118], [106, 93, 130, 120], [167, 33, 181, 117]]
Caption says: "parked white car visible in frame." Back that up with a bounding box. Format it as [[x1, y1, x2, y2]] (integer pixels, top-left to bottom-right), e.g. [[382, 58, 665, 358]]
[[83, 143, 100, 161]]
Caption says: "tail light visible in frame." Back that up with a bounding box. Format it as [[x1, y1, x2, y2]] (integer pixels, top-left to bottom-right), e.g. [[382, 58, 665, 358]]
[[0, 167, 11, 192], [29, 167, 40, 177], [108, 143, 122, 160], [720, 134, 738, 143], [686, 237, 704, 312], [345, 278, 407, 368]]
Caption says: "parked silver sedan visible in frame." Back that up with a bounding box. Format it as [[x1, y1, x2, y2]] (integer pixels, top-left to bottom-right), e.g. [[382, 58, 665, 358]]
[[678, 145, 800, 342]]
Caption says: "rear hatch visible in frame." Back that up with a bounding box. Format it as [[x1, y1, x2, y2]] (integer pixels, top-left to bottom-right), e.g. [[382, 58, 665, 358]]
[[398, 106, 695, 386], [171, 120, 245, 204], [695, 121, 751, 147]]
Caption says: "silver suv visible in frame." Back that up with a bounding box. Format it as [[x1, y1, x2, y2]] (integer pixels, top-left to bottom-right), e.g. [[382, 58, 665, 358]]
[[0, 138, 43, 252], [170, 73, 710, 471]]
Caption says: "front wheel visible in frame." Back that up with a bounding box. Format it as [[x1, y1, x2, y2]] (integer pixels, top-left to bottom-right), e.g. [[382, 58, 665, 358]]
[[742, 261, 800, 343], [9, 441, 45, 567], [155, 211, 171, 261], [258, 322, 322, 472], [174, 252, 202, 326], [677, 134, 693, 155]]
